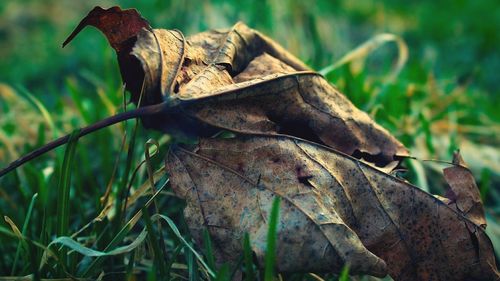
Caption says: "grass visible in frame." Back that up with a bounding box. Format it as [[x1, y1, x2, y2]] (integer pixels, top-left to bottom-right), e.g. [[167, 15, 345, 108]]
[[264, 198, 280, 281], [0, 0, 499, 280]]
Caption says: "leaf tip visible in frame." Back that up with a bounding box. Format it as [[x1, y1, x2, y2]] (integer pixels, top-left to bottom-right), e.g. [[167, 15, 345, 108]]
[[62, 6, 150, 51], [451, 149, 468, 168]]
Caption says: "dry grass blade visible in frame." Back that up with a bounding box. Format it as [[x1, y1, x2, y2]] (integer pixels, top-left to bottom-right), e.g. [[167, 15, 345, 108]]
[[319, 33, 409, 83], [11, 193, 38, 275]]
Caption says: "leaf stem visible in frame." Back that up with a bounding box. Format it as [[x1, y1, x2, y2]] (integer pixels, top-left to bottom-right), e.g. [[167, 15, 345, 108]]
[[0, 101, 169, 178]]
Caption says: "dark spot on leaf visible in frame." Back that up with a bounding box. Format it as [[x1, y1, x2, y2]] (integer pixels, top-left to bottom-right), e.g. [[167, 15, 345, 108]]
[[298, 175, 314, 187], [268, 116, 325, 146], [173, 82, 180, 93], [352, 149, 393, 167]]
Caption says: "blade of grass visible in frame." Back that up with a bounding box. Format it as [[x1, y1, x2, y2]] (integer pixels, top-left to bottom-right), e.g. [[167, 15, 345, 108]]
[[307, 273, 325, 281], [17, 85, 56, 136], [155, 214, 216, 279], [319, 33, 408, 83], [203, 229, 216, 274], [99, 129, 127, 208], [96, 87, 117, 116], [229, 255, 244, 281], [0, 243, 6, 274], [418, 112, 435, 155], [485, 213, 500, 258], [56, 129, 80, 275], [81, 179, 167, 277], [4, 216, 28, 252], [166, 244, 183, 278], [48, 228, 148, 257], [125, 250, 135, 281], [66, 78, 93, 124], [479, 168, 491, 202], [115, 79, 147, 229], [214, 264, 230, 281], [115, 118, 139, 227], [143, 139, 169, 280], [11, 193, 38, 275], [26, 239, 41, 281], [56, 129, 80, 237], [264, 197, 281, 281], [187, 246, 200, 281], [142, 207, 167, 278], [73, 167, 166, 243], [243, 233, 256, 281], [0, 224, 73, 276], [338, 264, 350, 281]]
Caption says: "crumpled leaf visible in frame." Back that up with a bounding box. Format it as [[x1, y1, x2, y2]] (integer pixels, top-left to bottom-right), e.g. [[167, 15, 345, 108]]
[[58, 7, 499, 280], [443, 151, 487, 228], [165, 135, 500, 281], [64, 7, 408, 169]]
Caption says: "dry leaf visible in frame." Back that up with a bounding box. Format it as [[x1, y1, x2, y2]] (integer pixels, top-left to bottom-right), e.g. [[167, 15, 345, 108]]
[[165, 135, 500, 281], [443, 151, 487, 228], [54, 7, 500, 280], [64, 6, 408, 169]]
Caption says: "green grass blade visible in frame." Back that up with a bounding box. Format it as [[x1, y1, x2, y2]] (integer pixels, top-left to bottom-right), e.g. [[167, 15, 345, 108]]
[[115, 78, 146, 229], [55, 129, 80, 275], [48, 228, 148, 257], [65, 78, 93, 124], [142, 207, 167, 278], [479, 168, 491, 202], [264, 197, 281, 281], [202, 228, 216, 273], [338, 264, 350, 281], [115, 119, 140, 228], [155, 214, 216, 279], [11, 193, 38, 275], [229, 255, 244, 281], [143, 139, 169, 271], [243, 233, 256, 281], [81, 180, 167, 277], [125, 250, 136, 281], [214, 264, 230, 281], [187, 247, 200, 281], [28, 240, 41, 281], [17, 85, 56, 136], [56, 129, 80, 237], [80, 214, 141, 276], [0, 224, 72, 275], [165, 244, 183, 277]]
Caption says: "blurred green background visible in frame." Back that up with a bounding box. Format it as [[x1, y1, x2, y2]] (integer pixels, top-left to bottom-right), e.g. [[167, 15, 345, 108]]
[[0, 0, 498, 279]]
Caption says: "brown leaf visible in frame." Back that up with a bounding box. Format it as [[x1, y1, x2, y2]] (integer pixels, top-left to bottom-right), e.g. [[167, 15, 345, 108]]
[[64, 10, 408, 168], [443, 151, 487, 228], [166, 135, 500, 281], [167, 23, 408, 168], [175, 53, 407, 167], [63, 6, 150, 52]]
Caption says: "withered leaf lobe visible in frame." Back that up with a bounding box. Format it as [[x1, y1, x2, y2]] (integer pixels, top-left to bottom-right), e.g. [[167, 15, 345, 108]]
[[166, 135, 500, 281], [63, 6, 151, 51], [443, 151, 487, 228], [141, 23, 408, 167]]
